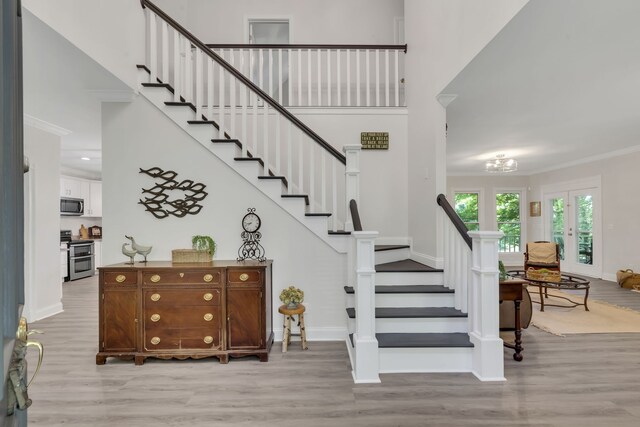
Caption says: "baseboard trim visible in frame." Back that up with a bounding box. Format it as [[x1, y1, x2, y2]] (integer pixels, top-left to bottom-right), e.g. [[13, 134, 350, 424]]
[[273, 326, 347, 342], [411, 251, 443, 269], [602, 272, 617, 283], [32, 302, 64, 322]]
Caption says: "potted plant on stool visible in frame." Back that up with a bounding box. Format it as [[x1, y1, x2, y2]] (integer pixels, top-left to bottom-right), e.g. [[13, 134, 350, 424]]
[[279, 286, 304, 309]]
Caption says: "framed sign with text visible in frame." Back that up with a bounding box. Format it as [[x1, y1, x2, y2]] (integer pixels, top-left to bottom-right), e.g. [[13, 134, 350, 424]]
[[361, 132, 389, 150]]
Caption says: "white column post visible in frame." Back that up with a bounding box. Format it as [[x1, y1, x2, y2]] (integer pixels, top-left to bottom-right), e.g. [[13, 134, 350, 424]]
[[343, 144, 361, 232], [352, 231, 380, 384], [468, 230, 505, 382]]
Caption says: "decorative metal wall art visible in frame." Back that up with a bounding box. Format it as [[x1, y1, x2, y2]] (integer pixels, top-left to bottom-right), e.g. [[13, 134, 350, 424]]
[[138, 167, 208, 219], [237, 208, 266, 262]]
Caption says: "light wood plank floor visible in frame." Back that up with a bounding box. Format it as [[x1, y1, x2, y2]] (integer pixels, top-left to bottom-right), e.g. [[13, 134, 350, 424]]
[[25, 275, 640, 426]]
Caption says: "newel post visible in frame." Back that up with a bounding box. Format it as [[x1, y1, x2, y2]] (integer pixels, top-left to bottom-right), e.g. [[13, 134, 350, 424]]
[[467, 231, 505, 382], [343, 144, 361, 232], [351, 231, 380, 383]]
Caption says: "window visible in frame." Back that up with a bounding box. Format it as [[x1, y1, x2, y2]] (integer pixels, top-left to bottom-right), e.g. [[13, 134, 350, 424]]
[[454, 192, 479, 231], [496, 192, 521, 252]]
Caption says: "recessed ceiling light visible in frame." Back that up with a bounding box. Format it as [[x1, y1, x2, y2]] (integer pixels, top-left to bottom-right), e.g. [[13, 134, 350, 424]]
[[81, 157, 91, 161]]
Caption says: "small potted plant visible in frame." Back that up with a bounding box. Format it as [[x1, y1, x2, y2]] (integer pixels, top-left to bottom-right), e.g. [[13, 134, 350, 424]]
[[279, 286, 304, 309], [192, 235, 216, 259]]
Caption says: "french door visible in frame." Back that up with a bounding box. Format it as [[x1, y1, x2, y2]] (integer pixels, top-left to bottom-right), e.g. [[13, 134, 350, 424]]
[[544, 188, 601, 278]]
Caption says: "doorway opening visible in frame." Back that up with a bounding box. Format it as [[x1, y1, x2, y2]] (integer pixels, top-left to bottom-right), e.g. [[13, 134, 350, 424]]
[[247, 19, 290, 104]]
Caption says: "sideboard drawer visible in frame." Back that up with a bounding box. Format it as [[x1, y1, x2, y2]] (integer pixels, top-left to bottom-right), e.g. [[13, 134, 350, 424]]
[[144, 306, 221, 329], [227, 269, 262, 285], [144, 289, 221, 306], [142, 270, 222, 286], [103, 271, 137, 286]]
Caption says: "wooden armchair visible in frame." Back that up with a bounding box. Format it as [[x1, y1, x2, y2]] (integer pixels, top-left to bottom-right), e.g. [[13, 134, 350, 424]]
[[524, 241, 560, 272]]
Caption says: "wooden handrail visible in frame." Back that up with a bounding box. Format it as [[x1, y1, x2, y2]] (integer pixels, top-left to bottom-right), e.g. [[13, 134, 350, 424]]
[[349, 199, 363, 232], [207, 44, 408, 53], [437, 194, 472, 250], [140, 0, 346, 164]]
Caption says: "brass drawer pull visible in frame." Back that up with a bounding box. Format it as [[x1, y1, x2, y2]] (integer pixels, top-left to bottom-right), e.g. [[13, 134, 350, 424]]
[[115, 274, 126, 283], [150, 314, 161, 322], [204, 313, 213, 321], [203, 293, 213, 301], [150, 337, 161, 345], [239, 273, 249, 282], [203, 273, 213, 282], [150, 293, 161, 302], [150, 274, 161, 283], [179, 272, 184, 278], [203, 336, 213, 344]]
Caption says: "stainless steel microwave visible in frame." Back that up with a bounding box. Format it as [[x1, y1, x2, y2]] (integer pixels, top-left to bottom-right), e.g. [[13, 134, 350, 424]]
[[60, 197, 84, 216]]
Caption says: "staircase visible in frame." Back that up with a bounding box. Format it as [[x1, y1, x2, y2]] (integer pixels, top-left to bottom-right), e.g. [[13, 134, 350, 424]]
[[345, 245, 474, 374]]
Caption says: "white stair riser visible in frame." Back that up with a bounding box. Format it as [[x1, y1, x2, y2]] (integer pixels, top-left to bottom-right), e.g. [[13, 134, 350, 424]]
[[375, 247, 411, 264], [163, 105, 196, 125], [376, 272, 444, 285], [379, 347, 472, 373], [142, 87, 172, 107], [137, 68, 151, 85], [346, 293, 455, 308], [348, 317, 468, 333]]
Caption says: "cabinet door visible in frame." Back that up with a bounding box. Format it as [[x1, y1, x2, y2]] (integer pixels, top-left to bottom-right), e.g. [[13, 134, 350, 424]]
[[60, 176, 83, 198], [227, 287, 263, 349], [90, 181, 102, 217], [94, 241, 102, 270], [102, 287, 137, 352]]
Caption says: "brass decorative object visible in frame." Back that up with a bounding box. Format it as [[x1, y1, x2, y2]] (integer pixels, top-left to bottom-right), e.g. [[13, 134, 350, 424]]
[[150, 274, 161, 283], [138, 166, 208, 219], [239, 273, 249, 282], [203, 274, 213, 282], [179, 272, 184, 278], [150, 337, 161, 345], [150, 314, 161, 322], [203, 293, 213, 301], [115, 274, 126, 283], [7, 317, 44, 415], [203, 336, 214, 344], [204, 313, 213, 321], [150, 293, 161, 302]]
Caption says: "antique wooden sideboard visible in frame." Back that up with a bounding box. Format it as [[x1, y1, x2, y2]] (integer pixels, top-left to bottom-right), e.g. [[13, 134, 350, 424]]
[[96, 260, 273, 365]]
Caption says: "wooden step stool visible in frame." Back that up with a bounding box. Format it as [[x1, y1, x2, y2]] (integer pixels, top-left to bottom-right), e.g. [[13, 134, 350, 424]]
[[278, 304, 308, 352]]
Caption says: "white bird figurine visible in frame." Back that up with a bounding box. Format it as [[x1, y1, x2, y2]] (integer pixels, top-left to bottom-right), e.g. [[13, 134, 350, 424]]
[[121, 243, 137, 265], [125, 235, 153, 263]]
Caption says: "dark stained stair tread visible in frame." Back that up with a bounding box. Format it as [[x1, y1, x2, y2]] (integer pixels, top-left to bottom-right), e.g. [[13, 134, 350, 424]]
[[258, 176, 288, 187], [165, 101, 196, 112], [346, 307, 466, 318], [343, 285, 454, 294], [375, 259, 443, 273], [137, 64, 151, 73], [305, 213, 332, 217], [212, 139, 242, 148], [375, 245, 410, 252], [234, 157, 265, 167], [281, 194, 309, 206], [348, 333, 473, 348], [328, 230, 350, 235]]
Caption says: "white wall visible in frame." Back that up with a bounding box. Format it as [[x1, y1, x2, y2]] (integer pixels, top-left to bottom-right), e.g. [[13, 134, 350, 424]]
[[290, 108, 408, 240], [527, 151, 640, 281], [22, 0, 144, 90], [102, 95, 348, 340], [154, 0, 403, 44], [23, 125, 63, 321], [404, 0, 528, 266]]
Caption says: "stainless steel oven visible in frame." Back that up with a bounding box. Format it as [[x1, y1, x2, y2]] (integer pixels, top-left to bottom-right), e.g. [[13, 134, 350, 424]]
[[68, 240, 95, 280]]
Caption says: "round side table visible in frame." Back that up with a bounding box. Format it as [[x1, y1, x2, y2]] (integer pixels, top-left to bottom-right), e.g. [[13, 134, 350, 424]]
[[278, 304, 308, 352]]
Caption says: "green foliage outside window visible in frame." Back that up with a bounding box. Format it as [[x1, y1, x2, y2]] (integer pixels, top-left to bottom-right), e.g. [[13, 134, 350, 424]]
[[496, 193, 520, 252], [454, 193, 479, 231]]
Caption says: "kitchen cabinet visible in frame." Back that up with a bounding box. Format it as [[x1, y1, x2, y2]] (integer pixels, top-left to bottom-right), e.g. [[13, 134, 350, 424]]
[[60, 176, 102, 217], [60, 246, 68, 281], [94, 241, 102, 271], [96, 261, 272, 365]]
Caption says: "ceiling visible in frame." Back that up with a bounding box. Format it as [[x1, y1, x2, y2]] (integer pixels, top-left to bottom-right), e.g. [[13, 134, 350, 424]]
[[23, 10, 131, 178], [442, 0, 640, 176]]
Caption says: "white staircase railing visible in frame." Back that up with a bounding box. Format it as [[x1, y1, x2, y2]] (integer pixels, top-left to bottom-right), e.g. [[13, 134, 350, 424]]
[[142, 0, 359, 231], [207, 44, 407, 108], [438, 194, 505, 382]]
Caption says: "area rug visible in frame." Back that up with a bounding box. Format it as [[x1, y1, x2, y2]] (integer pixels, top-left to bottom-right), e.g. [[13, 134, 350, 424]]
[[528, 289, 640, 335]]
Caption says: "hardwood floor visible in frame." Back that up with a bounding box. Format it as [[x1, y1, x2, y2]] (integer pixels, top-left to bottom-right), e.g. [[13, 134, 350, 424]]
[[25, 275, 640, 426]]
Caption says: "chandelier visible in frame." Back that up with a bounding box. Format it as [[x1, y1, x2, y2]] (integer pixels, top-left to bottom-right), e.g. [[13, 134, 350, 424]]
[[486, 154, 517, 173]]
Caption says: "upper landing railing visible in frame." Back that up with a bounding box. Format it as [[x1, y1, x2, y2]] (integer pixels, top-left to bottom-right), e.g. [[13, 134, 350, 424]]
[[207, 44, 407, 108]]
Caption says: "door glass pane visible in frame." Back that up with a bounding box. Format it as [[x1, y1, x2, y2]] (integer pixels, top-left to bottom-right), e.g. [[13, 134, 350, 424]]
[[576, 195, 593, 265], [551, 198, 565, 260], [249, 21, 289, 104], [454, 193, 479, 231], [496, 193, 520, 252]]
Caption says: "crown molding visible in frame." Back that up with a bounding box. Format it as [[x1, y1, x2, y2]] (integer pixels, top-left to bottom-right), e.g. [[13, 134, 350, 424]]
[[24, 114, 72, 136], [527, 144, 640, 176]]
